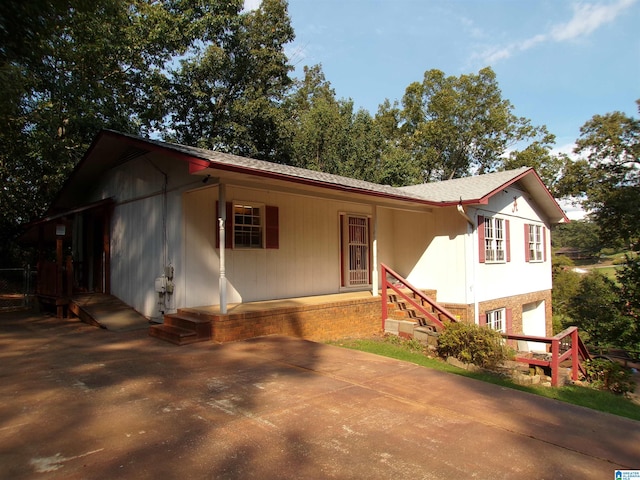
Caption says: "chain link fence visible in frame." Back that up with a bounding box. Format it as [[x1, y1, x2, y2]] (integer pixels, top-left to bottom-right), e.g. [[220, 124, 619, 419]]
[[0, 267, 35, 310]]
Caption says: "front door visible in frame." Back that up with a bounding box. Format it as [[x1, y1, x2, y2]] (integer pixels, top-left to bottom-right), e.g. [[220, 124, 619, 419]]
[[342, 215, 370, 287]]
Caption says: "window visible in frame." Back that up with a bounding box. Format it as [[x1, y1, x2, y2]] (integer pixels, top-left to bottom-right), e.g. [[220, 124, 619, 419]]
[[528, 224, 543, 262], [234, 204, 263, 248], [484, 217, 505, 263], [479, 216, 511, 264], [486, 308, 505, 332], [216, 201, 279, 250]]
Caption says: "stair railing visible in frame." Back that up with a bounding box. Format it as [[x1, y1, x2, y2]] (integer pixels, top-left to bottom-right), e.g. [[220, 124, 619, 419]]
[[504, 326, 591, 387], [381, 263, 458, 331]]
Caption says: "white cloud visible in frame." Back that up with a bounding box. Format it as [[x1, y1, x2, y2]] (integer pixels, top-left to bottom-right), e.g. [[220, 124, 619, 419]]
[[243, 0, 261, 12], [551, 0, 636, 41], [551, 142, 580, 159], [475, 0, 637, 65]]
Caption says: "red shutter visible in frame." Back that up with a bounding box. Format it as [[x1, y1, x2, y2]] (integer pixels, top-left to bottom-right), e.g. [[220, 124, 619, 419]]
[[265, 205, 279, 249], [505, 308, 513, 334], [505, 219, 511, 263], [543, 227, 547, 262], [478, 216, 485, 263], [479, 313, 487, 326], [215, 201, 233, 249], [524, 224, 530, 262]]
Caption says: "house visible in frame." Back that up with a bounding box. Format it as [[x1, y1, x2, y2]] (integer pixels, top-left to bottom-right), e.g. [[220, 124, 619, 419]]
[[23, 130, 568, 343]]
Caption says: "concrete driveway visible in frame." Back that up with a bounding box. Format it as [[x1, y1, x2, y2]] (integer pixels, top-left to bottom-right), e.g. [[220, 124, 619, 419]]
[[1, 310, 638, 479]]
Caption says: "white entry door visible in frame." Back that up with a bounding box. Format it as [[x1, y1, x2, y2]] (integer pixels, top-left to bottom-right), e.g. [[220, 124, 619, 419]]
[[522, 301, 547, 352], [343, 215, 370, 287]]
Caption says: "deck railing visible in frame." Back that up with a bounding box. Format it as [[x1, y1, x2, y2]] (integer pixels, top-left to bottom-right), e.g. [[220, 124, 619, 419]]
[[504, 327, 591, 387], [381, 263, 458, 331]]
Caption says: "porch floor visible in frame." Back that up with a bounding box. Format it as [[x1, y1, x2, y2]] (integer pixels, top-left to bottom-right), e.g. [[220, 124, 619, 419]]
[[183, 291, 377, 316]]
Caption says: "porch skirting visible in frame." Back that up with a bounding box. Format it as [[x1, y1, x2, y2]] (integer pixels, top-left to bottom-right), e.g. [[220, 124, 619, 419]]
[[180, 292, 382, 343]]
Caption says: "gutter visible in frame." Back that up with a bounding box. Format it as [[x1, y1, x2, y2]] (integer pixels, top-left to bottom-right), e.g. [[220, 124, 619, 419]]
[[456, 201, 475, 227]]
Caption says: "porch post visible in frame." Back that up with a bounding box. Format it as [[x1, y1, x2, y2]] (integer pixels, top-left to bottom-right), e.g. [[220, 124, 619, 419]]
[[218, 183, 227, 314], [371, 206, 379, 297]]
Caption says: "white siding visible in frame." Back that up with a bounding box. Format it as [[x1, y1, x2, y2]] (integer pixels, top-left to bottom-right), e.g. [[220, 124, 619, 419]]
[[472, 186, 552, 303], [183, 185, 373, 306], [90, 153, 197, 319]]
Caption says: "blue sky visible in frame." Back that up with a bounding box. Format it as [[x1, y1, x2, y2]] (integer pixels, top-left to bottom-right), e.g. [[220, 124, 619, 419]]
[[248, 0, 639, 155]]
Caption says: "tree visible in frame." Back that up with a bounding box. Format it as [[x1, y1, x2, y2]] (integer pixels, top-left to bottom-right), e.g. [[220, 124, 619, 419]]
[[373, 100, 420, 186], [397, 67, 549, 182], [559, 102, 640, 248], [0, 0, 255, 264], [616, 255, 640, 350], [165, 0, 295, 162], [287, 65, 349, 173], [566, 271, 630, 349], [551, 256, 581, 333], [551, 220, 603, 255]]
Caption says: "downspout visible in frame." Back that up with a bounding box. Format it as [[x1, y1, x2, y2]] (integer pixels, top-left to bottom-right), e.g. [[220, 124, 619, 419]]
[[371, 205, 379, 297], [456, 202, 474, 228], [218, 183, 227, 314], [457, 202, 478, 323]]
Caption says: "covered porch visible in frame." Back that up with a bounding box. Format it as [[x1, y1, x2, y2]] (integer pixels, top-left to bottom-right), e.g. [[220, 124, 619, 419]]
[[149, 291, 382, 345]]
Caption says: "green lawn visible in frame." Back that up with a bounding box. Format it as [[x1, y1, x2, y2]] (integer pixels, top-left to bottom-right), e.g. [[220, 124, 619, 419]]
[[328, 336, 640, 421]]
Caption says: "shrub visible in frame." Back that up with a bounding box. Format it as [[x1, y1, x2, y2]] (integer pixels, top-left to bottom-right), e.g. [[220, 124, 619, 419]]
[[437, 322, 509, 369], [583, 358, 636, 395]]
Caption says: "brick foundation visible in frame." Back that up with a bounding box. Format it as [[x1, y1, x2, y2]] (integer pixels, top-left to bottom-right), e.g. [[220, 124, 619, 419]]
[[187, 296, 383, 343], [438, 290, 553, 337]]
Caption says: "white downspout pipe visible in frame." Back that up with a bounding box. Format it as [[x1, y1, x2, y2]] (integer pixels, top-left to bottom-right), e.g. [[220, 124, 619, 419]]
[[372, 205, 379, 297], [218, 183, 227, 314], [457, 203, 478, 323]]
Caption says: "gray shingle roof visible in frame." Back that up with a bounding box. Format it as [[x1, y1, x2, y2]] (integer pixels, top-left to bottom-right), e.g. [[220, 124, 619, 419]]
[[100, 131, 567, 222], [398, 168, 532, 203]]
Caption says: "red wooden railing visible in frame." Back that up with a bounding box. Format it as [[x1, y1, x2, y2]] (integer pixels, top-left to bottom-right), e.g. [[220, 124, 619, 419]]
[[504, 327, 591, 387], [381, 263, 458, 331]]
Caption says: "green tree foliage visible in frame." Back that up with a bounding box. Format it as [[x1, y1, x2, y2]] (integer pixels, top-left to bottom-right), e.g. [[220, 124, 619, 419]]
[[616, 255, 640, 347], [165, 0, 295, 161], [551, 257, 581, 333], [558, 102, 640, 248], [396, 67, 550, 182], [0, 0, 297, 264], [551, 220, 602, 255], [0, 0, 263, 262], [287, 65, 386, 183], [565, 270, 639, 351]]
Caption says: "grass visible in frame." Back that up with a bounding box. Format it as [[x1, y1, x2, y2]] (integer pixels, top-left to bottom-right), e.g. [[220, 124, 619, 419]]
[[328, 335, 640, 422]]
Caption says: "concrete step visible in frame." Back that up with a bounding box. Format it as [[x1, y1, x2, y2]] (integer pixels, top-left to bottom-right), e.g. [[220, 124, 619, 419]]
[[164, 313, 212, 338], [149, 324, 205, 345]]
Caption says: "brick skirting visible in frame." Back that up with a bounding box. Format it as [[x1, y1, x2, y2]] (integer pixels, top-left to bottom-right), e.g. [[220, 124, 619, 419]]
[[184, 296, 383, 343]]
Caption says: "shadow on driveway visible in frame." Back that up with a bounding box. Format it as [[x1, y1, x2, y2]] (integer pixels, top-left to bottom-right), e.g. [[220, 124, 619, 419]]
[[0, 310, 638, 479]]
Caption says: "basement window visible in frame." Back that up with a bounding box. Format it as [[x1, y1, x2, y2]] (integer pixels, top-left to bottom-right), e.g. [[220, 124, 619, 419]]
[[486, 308, 505, 333]]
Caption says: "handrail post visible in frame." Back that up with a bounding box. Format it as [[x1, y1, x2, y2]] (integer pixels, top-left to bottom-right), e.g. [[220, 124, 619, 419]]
[[551, 338, 560, 387], [381, 264, 387, 331], [571, 328, 579, 381]]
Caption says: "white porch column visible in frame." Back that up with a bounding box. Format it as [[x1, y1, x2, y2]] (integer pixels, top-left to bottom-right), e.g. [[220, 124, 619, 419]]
[[371, 205, 379, 297], [218, 183, 227, 314]]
